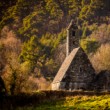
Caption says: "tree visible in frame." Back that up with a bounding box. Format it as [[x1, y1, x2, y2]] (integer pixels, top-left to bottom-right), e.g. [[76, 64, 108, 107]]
[[20, 36, 42, 71], [91, 44, 110, 72]]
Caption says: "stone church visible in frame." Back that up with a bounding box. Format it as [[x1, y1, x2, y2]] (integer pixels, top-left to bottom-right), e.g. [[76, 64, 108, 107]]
[[52, 20, 110, 91]]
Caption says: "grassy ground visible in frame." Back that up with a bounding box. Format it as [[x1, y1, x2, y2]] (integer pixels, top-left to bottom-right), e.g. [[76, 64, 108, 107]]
[[16, 95, 110, 110]]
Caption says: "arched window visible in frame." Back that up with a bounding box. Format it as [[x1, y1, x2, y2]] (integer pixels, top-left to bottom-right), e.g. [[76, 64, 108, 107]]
[[79, 66, 82, 73]]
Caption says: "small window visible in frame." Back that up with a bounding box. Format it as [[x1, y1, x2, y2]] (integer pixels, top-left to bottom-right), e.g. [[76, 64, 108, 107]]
[[79, 66, 82, 73], [72, 31, 75, 36], [73, 41, 75, 44]]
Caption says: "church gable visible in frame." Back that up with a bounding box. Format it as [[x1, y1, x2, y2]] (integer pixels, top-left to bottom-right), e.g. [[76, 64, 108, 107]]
[[61, 48, 95, 90], [52, 47, 95, 90], [68, 48, 95, 78]]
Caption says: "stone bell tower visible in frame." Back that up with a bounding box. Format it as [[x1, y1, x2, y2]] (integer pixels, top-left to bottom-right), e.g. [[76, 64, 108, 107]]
[[66, 20, 80, 56]]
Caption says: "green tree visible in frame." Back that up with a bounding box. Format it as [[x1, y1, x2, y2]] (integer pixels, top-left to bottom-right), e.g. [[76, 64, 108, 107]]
[[20, 36, 41, 70]]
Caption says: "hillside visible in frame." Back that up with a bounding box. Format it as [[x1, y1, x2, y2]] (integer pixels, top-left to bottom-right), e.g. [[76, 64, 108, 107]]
[[0, 0, 110, 93]]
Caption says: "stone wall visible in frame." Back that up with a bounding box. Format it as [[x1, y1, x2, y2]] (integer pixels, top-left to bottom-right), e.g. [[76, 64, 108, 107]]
[[51, 82, 66, 90]]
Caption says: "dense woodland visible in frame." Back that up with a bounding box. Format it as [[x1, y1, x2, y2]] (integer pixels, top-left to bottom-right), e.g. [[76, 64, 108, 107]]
[[0, 0, 110, 94]]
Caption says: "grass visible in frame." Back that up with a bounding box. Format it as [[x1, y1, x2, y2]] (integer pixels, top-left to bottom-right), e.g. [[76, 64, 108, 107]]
[[16, 95, 110, 110]]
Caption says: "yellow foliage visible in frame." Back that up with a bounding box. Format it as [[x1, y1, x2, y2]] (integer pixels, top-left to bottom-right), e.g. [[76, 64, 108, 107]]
[[91, 43, 110, 72]]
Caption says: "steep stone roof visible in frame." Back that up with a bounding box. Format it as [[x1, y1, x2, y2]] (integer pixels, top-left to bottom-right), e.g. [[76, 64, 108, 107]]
[[52, 47, 80, 84]]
